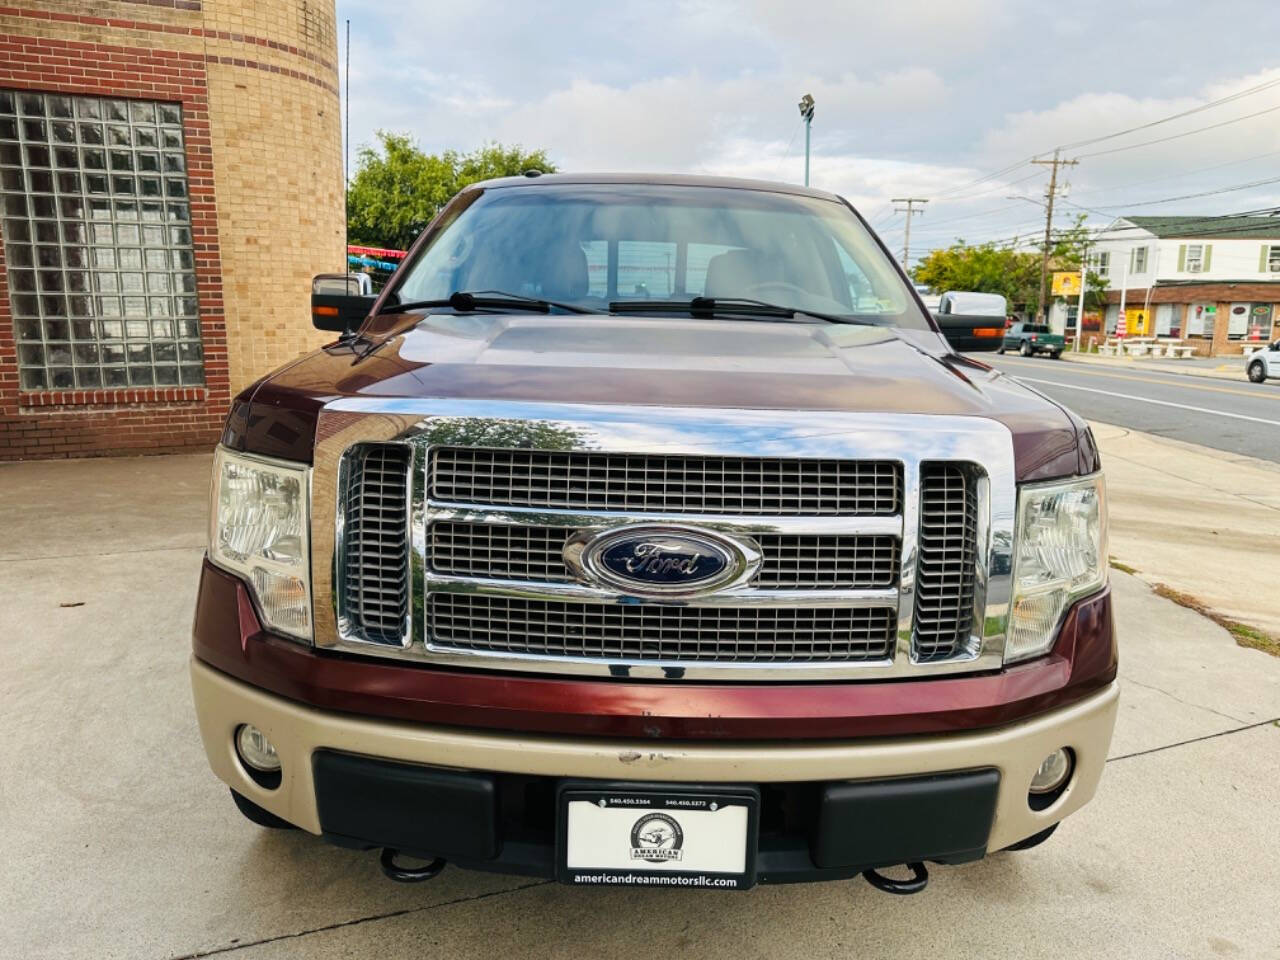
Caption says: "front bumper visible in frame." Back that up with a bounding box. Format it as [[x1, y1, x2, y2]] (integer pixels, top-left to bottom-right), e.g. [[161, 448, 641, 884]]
[[192, 658, 1119, 883]]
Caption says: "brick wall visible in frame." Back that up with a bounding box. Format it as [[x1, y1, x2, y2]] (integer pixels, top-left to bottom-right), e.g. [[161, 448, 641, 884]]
[[0, 1, 342, 460]]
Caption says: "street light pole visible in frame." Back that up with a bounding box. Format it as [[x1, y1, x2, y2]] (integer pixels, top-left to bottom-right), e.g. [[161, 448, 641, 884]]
[[798, 94, 815, 186]]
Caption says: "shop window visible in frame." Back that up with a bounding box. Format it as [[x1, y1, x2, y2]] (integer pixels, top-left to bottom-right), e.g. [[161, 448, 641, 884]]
[[0, 90, 202, 391], [1186, 302, 1215, 338], [1227, 303, 1250, 339]]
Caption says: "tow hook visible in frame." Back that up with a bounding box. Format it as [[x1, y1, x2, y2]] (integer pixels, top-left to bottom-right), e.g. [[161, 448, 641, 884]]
[[862, 862, 929, 895], [379, 848, 447, 883]]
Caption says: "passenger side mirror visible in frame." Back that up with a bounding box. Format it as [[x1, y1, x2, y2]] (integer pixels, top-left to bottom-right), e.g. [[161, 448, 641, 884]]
[[933, 313, 1005, 352], [311, 273, 377, 333]]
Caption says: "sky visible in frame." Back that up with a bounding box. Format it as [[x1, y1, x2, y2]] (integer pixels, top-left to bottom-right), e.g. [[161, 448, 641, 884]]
[[335, 0, 1280, 267]]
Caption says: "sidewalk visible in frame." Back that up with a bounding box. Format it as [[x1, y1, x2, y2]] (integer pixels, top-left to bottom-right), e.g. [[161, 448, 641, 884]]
[[2, 447, 1279, 959], [1091, 420, 1280, 639], [1062, 348, 1253, 383]]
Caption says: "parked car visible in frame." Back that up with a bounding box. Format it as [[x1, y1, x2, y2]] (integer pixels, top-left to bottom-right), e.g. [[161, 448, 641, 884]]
[[1245, 339, 1279, 383], [999, 322, 1064, 358], [194, 173, 1116, 895]]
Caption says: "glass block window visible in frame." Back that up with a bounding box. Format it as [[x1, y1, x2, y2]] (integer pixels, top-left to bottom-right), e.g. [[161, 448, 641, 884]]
[[0, 89, 203, 391]]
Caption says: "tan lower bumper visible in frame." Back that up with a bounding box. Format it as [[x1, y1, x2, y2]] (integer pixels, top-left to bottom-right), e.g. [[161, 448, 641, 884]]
[[191, 658, 1119, 852]]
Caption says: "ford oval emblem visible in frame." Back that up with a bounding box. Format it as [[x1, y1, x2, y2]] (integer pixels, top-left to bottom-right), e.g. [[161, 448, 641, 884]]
[[564, 525, 761, 597]]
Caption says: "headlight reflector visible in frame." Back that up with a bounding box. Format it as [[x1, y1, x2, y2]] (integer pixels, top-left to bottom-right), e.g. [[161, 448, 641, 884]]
[[210, 448, 311, 641], [1006, 474, 1106, 663]]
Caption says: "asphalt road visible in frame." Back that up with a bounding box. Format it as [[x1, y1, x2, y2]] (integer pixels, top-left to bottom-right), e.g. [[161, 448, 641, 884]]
[[983, 354, 1280, 463]]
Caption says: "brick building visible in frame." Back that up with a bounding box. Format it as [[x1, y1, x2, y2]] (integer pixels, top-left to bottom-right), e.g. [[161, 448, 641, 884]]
[[0, 0, 344, 460], [1064, 215, 1280, 356]]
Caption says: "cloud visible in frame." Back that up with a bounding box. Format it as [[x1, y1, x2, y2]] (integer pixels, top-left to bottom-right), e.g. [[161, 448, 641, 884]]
[[336, 0, 1280, 263]]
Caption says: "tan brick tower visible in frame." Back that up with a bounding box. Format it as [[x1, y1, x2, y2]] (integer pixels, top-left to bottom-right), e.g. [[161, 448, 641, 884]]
[[0, 1, 345, 459]]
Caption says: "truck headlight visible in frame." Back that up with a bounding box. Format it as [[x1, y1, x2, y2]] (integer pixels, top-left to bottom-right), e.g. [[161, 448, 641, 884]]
[[209, 447, 312, 642], [1005, 473, 1106, 664]]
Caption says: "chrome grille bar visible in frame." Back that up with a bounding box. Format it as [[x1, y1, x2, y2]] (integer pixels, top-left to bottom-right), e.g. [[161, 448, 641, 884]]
[[430, 447, 902, 516], [337, 444, 411, 646], [913, 464, 980, 662], [429, 594, 896, 663]]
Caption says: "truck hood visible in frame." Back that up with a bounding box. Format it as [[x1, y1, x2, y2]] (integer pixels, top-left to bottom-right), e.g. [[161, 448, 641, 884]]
[[227, 313, 1096, 481]]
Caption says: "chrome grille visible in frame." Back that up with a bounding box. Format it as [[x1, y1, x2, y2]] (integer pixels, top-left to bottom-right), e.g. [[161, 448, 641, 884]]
[[752, 533, 898, 589], [913, 464, 979, 662], [429, 521, 898, 590], [340, 444, 410, 645], [428, 594, 896, 662], [429, 447, 901, 515]]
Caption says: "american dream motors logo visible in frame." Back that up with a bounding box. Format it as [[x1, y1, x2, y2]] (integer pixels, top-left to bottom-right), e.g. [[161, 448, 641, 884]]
[[629, 813, 684, 863]]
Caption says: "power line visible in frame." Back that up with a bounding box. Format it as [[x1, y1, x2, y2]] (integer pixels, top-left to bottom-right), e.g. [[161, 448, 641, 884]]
[[1057, 75, 1280, 151], [912, 75, 1280, 212], [1076, 100, 1280, 159], [1073, 174, 1280, 211], [917, 205, 1280, 252]]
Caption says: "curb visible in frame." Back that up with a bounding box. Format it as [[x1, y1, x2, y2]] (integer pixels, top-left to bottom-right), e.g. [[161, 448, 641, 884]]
[[1059, 351, 1250, 383]]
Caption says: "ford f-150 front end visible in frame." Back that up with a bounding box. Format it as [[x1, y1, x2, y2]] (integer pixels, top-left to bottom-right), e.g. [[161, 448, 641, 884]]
[[191, 174, 1116, 892]]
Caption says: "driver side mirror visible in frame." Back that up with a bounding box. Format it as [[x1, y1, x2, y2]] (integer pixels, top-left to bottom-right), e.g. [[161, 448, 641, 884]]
[[933, 313, 1005, 352], [311, 273, 377, 333]]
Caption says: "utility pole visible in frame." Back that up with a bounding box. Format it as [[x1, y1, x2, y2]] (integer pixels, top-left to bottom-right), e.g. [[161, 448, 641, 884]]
[[798, 94, 815, 186], [892, 198, 928, 269], [1031, 149, 1078, 321]]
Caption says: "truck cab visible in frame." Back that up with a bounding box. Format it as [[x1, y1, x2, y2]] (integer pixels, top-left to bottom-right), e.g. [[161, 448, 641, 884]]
[[192, 174, 1116, 893]]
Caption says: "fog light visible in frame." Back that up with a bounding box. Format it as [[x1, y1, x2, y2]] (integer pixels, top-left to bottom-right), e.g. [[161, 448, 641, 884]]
[[236, 724, 281, 773], [1029, 748, 1072, 794]]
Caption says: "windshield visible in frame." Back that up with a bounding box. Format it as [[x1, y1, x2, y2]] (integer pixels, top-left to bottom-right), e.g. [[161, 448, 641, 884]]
[[391, 183, 929, 329]]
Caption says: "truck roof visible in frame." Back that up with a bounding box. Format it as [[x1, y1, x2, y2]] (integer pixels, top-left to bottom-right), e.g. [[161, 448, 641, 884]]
[[463, 171, 847, 204]]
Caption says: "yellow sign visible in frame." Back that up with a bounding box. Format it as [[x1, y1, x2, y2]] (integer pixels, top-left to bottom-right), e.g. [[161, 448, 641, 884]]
[[1051, 272, 1081, 296], [1124, 307, 1149, 336]]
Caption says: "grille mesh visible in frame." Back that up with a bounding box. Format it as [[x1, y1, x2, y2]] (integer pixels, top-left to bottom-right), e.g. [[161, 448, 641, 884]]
[[429, 448, 900, 516], [913, 464, 979, 662], [429, 522, 898, 590], [428, 594, 896, 663], [341, 445, 410, 645]]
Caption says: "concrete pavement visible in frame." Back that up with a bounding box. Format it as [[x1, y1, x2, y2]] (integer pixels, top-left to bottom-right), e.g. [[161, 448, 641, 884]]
[[2, 449, 1278, 960], [1059, 349, 1258, 384], [1091, 421, 1280, 640]]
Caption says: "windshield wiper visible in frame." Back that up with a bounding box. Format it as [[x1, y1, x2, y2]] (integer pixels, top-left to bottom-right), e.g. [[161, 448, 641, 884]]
[[378, 289, 598, 316], [608, 296, 860, 325]]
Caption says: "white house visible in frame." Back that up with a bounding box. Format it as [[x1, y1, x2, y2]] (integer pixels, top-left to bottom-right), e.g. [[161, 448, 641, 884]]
[[1048, 215, 1280, 354]]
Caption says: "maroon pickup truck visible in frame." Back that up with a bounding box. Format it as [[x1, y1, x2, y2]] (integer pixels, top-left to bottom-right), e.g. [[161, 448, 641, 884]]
[[191, 173, 1116, 893]]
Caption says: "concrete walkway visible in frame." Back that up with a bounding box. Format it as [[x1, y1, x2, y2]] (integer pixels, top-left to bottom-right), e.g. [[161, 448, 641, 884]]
[[2, 450, 1278, 960], [1091, 421, 1280, 639], [1062, 349, 1257, 383]]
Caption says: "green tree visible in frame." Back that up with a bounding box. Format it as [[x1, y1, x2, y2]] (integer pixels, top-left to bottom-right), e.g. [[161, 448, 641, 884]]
[[913, 241, 1041, 312], [346, 134, 556, 251]]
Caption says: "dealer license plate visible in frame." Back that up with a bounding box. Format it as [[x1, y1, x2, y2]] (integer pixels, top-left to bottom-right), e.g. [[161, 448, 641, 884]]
[[558, 785, 758, 890]]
